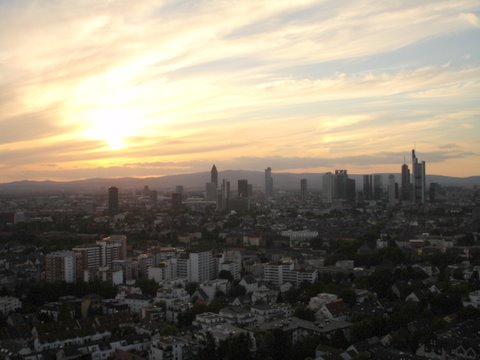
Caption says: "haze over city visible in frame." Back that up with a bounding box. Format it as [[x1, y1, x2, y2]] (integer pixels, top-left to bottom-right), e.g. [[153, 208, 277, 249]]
[[1, 1, 480, 183]]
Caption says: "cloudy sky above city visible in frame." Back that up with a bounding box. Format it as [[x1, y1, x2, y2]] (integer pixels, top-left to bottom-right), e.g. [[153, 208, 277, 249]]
[[1, 0, 479, 182]]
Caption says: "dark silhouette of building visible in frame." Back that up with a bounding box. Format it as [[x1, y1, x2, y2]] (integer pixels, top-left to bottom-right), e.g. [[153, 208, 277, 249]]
[[300, 178, 307, 201], [363, 174, 372, 200], [401, 162, 411, 201], [238, 179, 249, 198], [265, 167, 273, 198], [108, 186, 119, 215], [333, 170, 356, 202], [373, 174, 383, 200], [412, 149, 426, 204], [211, 164, 218, 187], [334, 170, 348, 199], [171, 192, 182, 209]]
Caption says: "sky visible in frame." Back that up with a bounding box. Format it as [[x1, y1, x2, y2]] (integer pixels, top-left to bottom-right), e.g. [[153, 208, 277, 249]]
[[0, 0, 479, 182]]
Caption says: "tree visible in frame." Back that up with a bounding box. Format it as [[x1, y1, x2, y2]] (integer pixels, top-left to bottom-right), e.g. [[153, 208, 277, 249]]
[[135, 278, 159, 296], [161, 324, 178, 336], [228, 285, 246, 298], [198, 332, 217, 360], [294, 305, 315, 322], [223, 333, 252, 360], [219, 270, 234, 282], [185, 282, 199, 295], [339, 289, 356, 306], [330, 329, 348, 348]]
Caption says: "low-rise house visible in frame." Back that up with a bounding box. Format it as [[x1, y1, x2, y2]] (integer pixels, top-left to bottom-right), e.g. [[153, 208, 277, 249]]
[[198, 323, 252, 346], [247, 317, 321, 345], [166, 300, 191, 323], [251, 284, 278, 305], [56, 341, 112, 360], [193, 312, 225, 329], [110, 334, 151, 352], [218, 306, 256, 326], [250, 303, 292, 323], [319, 300, 350, 321], [308, 293, 338, 311], [124, 294, 153, 314], [155, 287, 189, 306], [199, 279, 230, 300], [149, 335, 190, 360], [464, 289, 480, 308], [417, 320, 480, 359], [33, 328, 111, 352], [405, 289, 430, 303], [239, 275, 258, 294]]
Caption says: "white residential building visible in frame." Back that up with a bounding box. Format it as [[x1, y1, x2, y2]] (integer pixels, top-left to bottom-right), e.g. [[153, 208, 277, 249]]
[[190, 251, 215, 283], [124, 294, 153, 313], [308, 293, 339, 311], [45, 251, 77, 283], [219, 261, 240, 280], [149, 335, 190, 360], [264, 261, 318, 286], [148, 259, 177, 283]]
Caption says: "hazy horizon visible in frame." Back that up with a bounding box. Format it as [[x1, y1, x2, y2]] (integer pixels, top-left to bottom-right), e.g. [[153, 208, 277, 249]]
[[1, 1, 479, 182]]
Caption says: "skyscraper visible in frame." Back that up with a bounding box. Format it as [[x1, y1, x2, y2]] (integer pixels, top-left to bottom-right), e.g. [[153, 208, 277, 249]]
[[412, 149, 426, 204], [334, 170, 348, 199], [221, 179, 230, 210], [322, 172, 334, 204], [373, 174, 383, 200], [265, 167, 273, 198], [211, 164, 218, 188], [388, 174, 397, 207], [108, 186, 119, 216], [205, 182, 217, 201], [300, 178, 307, 201], [363, 174, 372, 200], [238, 179, 249, 198], [401, 163, 411, 202]]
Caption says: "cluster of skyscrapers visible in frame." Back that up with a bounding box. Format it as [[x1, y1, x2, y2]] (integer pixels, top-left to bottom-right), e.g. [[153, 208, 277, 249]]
[[107, 149, 428, 214]]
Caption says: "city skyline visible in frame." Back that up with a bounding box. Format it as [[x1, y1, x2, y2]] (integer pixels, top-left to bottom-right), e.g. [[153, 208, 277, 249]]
[[1, 1, 480, 182]]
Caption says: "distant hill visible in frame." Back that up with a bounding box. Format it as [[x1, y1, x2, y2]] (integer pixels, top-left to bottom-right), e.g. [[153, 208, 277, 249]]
[[0, 171, 478, 194]]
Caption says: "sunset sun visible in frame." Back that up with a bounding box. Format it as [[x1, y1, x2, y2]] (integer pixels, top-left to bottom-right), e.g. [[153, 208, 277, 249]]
[[82, 108, 141, 150]]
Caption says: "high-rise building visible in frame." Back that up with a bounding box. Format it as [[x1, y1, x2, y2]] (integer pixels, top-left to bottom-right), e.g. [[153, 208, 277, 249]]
[[429, 182, 440, 203], [373, 174, 383, 201], [108, 186, 119, 215], [171, 192, 182, 209], [45, 251, 77, 283], [173, 250, 215, 283], [205, 182, 217, 201], [265, 167, 273, 199], [363, 175, 372, 201], [388, 174, 397, 207], [412, 150, 426, 204], [334, 170, 348, 200], [175, 185, 184, 196], [401, 163, 411, 202], [238, 179, 249, 198], [300, 178, 307, 201], [150, 190, 158, 207], [72, 244, 102, 278], [322, 172, 334, 204], [217, 179, 230, 211], [211, 164, 218, 188], [189, 251, 215, 283], [97, 235, 127, 268]]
